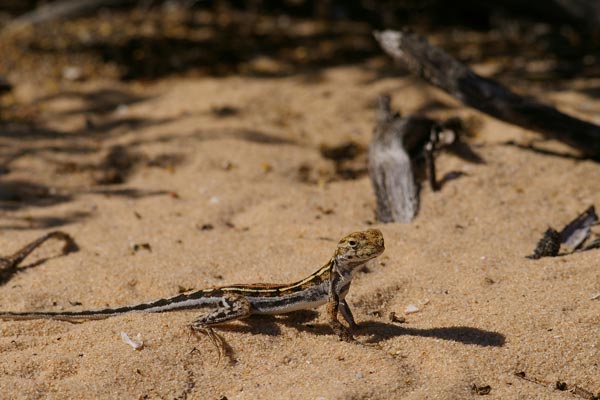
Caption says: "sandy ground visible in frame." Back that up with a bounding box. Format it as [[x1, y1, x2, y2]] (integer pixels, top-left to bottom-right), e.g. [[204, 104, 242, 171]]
[[0, 63, 599, 399]]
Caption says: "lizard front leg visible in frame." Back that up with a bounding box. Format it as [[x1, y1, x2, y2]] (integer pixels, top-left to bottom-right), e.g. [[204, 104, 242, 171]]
[[327, 271, 354, 342], [339, 299, 359, 331]]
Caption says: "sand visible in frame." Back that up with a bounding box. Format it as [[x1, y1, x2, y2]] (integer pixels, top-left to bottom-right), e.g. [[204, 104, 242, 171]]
[[1, 64, 599, 399]]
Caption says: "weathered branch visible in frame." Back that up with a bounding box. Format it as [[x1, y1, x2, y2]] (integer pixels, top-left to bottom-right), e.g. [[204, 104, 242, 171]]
[[369, 95, 435, 223], [3, 0, 135, 33], [526, 205, 598, 259], [374, 30, 600, 158]]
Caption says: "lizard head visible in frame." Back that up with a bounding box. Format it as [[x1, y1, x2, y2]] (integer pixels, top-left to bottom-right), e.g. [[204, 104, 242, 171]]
[[334, 229, 385, 265]]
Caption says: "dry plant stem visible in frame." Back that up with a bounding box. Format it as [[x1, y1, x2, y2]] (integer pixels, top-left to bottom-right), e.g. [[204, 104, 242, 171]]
[[424, 136, 439, 192], [374, 30, 600, 158], [0, 231, 77, 283], [514, 372, 599, 400]]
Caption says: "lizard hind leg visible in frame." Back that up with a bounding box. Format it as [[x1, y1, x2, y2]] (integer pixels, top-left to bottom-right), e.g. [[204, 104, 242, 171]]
[[190, 294, 252, 362], [193, 327, 229, 364]]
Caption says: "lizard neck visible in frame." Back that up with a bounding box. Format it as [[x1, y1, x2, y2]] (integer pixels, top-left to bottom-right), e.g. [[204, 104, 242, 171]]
[[332, 257, 365, 281]]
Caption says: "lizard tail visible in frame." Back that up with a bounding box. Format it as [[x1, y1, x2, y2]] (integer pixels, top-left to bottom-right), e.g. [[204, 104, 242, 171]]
[[0, 291, 222, 321]]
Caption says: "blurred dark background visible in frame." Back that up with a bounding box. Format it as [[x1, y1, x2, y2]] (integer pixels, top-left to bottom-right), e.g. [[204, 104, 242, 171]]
[[0, 0, 598, 83]]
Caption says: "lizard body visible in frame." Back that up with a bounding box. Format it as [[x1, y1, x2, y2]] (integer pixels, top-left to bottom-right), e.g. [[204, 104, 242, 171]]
[[0, 229, 384, 348]]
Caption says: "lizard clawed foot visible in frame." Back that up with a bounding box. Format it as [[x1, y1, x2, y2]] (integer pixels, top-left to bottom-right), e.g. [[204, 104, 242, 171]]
[[339, 331, 355, 343], [190, 325, 231, 365], [348, 321, 360, 332], [330, 322, 355, 342]]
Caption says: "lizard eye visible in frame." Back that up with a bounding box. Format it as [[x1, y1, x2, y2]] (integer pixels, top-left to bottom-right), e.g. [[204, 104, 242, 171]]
[[348, 240, 357, 247]]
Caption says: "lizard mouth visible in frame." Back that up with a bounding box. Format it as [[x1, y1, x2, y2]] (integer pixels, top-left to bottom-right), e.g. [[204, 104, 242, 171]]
[[370, 248, 385, 259]]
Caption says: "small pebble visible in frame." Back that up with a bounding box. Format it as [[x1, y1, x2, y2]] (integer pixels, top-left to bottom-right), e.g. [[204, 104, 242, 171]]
[[114, 104, 129, 115], [198, 223, 214, 231], [120, 332, 144, 350], [405, 304, 420, 314], [62, 66, 82, 81], [389, 312, 406, 323]]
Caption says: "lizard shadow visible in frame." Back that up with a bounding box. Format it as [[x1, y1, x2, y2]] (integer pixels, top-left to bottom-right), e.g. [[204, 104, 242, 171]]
[[502, 140, 591, 161], [357, 321, 506, 347], [279, 320, 505, 347], [216, 310, 321, 336], [217, 312, 505, 348]]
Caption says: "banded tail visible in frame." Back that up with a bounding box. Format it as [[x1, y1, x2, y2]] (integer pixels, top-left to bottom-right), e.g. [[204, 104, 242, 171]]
[[0, 289, 222, 322]]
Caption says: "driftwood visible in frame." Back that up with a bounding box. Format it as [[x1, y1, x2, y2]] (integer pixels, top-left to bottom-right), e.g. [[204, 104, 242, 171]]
[[559, 205, 599, 251], [369, 95, 465, 223], [3, 0, 134, 33], [527, 205, 599, 259], [369, 94, 481, 223], [374, 30, 600, 159], [369, 96, 425, 223]]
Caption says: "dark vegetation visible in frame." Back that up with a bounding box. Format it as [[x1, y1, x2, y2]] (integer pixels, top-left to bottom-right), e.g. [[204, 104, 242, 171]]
[[0, 0, 598, 82], [0, 0, 598, 228]]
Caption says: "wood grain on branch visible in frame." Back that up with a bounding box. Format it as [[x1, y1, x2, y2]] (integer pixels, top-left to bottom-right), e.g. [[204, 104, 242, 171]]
[[374, 30, 600, 158], [368, 95, 437, 223]]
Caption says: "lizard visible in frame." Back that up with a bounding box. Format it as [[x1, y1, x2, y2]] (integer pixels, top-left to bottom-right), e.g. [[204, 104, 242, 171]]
[[0, 228, 384, 354]]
